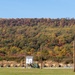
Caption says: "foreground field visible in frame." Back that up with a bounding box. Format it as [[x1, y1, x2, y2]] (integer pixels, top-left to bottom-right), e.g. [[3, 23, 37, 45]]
[[0, 68, 75, 75]]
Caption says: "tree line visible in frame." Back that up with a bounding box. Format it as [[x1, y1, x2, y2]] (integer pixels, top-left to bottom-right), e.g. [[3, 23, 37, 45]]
[[0, 18, 75, 63]]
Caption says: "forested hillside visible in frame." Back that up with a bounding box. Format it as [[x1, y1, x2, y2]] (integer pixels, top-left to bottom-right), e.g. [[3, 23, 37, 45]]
[[0, 18, 75, 63]]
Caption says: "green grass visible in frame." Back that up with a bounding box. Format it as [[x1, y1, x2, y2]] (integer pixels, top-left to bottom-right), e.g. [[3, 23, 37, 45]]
[[0, 68, 75, 75]]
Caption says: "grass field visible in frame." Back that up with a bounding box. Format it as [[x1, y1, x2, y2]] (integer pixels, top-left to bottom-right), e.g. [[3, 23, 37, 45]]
[[0, 68, 75, 75]]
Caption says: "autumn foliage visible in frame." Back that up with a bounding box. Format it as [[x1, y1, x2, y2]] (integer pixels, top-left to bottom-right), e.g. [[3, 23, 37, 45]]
[[0, 18, 75, 63]]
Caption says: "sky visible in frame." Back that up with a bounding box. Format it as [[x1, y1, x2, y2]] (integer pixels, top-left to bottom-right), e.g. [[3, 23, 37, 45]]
[[0, 0, 75, 18]]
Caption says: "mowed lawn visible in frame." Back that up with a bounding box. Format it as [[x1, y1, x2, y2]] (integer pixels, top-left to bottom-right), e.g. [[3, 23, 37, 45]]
[[0, 68, 75, 75]]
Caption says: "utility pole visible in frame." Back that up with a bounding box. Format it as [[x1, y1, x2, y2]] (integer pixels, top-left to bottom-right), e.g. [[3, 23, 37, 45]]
[[73, 36, 75, 72], [24, 45, 26, 68], [40, 45, 43, 69]]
